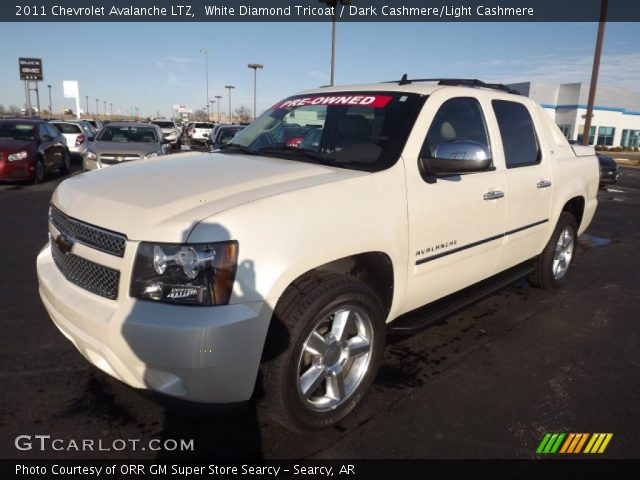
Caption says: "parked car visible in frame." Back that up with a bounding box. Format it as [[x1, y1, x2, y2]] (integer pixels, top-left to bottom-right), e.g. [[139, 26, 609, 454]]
[[190, 122, 214, 146], [0, 118, 70, 183], [82, 122, 169, 171], [85, 119, 104, 133], [37, 79, 599, 430], [596, 153, 619, 187], [209, 125, 245, 150], [49, 120, 95, 160], [150, 119, 181, 150]]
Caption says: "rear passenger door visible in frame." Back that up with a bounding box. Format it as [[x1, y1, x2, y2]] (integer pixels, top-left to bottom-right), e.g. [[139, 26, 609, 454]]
[[490, 99, 553, 271]]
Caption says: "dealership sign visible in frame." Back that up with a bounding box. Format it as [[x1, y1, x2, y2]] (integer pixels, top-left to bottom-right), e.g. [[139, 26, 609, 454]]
[[18, 57, 43, 81]]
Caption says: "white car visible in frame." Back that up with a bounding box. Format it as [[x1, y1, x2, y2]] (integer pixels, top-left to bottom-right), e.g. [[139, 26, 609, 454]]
[[150, 119, 181, 150], [190, 122, 214, 145], [37, 78, 598, 430], [49, 120, 94, 160]]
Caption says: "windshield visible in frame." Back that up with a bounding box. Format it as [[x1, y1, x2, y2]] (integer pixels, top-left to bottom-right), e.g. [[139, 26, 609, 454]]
[[97, 126, 159, 143], [0, 122, 36, 142], [228, 91, 425, 171]]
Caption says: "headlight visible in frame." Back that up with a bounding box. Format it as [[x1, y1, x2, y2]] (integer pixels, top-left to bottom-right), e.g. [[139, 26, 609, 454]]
[[84, 151, 97, 161], [8, 151, 28, 162], [145, 152, 158, 158], [130, 241, 238, 306]]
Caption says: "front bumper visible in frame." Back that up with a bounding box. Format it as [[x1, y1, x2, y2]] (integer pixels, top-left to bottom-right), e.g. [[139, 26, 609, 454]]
[[599, 169, 619, 185], [37, 244, 272, 403]]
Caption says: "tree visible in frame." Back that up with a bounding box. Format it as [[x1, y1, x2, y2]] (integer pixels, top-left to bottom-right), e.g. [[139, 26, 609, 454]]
[[0, 104, 5, 114], [234, 105, 251, 123], [9, 105, 19, 114]]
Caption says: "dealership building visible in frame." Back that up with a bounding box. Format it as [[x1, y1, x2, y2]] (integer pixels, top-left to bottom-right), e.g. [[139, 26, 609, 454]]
[[509, 82, 640, 148]]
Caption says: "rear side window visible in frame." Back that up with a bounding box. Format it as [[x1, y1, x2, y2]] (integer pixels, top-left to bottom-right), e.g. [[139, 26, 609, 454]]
[[52, 123, 81, 134], [492, 100, 540, 168], [195, 123, 213, 128]]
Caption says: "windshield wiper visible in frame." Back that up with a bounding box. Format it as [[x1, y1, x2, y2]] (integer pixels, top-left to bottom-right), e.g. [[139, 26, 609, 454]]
[[217, 143, 258, 155], [255, 146, 337, 166]]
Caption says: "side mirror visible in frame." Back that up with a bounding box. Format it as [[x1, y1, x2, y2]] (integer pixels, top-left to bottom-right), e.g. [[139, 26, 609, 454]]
[[88, 136, 95, 142], [42, 134, 53, 142], [420, 140, 492, 175]]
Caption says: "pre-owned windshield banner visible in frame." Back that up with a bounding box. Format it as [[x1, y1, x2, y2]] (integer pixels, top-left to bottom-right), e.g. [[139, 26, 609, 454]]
[[5, 0, 640, 22]]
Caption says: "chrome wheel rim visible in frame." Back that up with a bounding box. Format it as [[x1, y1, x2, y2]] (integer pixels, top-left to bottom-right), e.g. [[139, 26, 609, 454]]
[[552, 226, 574, 280], [297, 306, 373, 412]]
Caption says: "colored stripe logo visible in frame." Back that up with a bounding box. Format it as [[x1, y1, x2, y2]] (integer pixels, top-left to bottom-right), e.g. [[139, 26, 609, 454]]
[[536, 433, 613, 454]]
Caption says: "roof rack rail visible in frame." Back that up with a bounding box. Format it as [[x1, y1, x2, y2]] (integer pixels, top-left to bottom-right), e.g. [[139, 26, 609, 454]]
[[386, 75, 521, 95]]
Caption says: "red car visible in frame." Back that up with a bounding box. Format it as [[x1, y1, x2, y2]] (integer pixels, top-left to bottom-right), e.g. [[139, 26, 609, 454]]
[[0, 119, 70, 183]]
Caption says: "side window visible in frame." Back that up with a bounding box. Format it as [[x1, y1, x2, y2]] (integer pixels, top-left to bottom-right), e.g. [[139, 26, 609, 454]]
[[45, 123, 59, 139], [492, 100, 540, 168], [38, 124, 49, 140], [421, 97, 490, 158]]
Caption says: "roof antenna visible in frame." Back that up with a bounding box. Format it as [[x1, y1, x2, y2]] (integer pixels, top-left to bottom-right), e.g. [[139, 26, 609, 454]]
[[399, 73, 410, 85]]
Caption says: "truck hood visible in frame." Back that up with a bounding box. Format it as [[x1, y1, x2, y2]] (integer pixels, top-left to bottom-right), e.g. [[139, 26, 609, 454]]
[[52, 151, 366, 242]]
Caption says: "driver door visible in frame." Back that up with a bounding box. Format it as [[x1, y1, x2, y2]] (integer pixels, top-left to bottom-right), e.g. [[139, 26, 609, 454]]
[[403, 93, 507, 312]]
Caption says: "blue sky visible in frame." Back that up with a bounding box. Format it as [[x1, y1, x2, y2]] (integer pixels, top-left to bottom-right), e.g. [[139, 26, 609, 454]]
[[1, 22, 638, 117]]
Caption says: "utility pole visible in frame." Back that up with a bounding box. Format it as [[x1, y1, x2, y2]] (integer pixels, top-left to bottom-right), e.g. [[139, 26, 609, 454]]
[[320, 0, 351, 86], [95, 98, 99, 119], [215, 95, 222, 123], [248, 63, 263, 120], [110, 102, 113, 117], [85, 96, 89, 117], [225, 85, 235, 124], [582, 0, 608, 146], [200, 48, 211, 121], [47, 84, 52, 118]]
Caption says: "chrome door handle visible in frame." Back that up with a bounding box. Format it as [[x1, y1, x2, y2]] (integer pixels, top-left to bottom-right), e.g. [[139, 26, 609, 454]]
[[537, 180, 552, 189], [483, 190, 504, 200]]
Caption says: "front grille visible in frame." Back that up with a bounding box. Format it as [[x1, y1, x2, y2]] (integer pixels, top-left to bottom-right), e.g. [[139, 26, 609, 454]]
[[49, 205, 126, 257], [99, 153, 141, 165], [51, 237, 120, 300]]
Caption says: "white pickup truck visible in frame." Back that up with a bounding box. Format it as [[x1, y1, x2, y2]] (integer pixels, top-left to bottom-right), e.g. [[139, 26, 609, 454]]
[[37, 78, 599, 430]]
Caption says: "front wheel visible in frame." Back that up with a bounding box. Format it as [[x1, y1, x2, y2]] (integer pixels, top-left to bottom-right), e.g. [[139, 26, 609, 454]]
[[530, 212, 578, 289], [259, 271, 386, 430], [60, 150, 70, 174], [32, 159, 45, 184]]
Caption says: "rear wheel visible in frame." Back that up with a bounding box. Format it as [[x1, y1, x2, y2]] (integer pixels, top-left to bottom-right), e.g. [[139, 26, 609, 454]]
[[530, 212, 577, 289], [260, 271, 385, 430]]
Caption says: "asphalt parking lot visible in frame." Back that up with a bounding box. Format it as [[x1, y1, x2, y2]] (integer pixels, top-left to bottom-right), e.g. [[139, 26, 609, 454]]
[[1, 163, 639, 459]]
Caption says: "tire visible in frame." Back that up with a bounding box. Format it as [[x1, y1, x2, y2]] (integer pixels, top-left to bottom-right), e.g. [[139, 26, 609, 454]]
[[259, 271, 386, 430], [32, 159, 45, 184], [530, 212, 578, 290], [60, 150, 70, 174]]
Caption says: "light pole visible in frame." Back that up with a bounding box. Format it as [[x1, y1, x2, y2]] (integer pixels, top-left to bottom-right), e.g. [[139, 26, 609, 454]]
[[320, 0, 351, 86], [134, 107, 139, 120], [110, 103, 113, 117], [85, 96, 89, 117], [210, 100, 215, 121], [47, 84, 52, 118], [582, 0, 609, 146], [95, 98, 99, 119], [104, 100, 106, 116], [247, 63, 263, 120], [215, 95, 222, 123], [225, 85, 235, 124], [200, 48, 211, 121]]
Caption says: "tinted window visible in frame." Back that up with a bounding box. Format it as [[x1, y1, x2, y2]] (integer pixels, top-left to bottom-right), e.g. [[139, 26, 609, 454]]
[[231, 91, 426, 172], [421, 97, 490, 158], [0, 122, 36, 141], [38, 124, 50, 140], [45, 124, 60, 139], [195, 123, 213, 128], [492, 100, 539, 168]]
